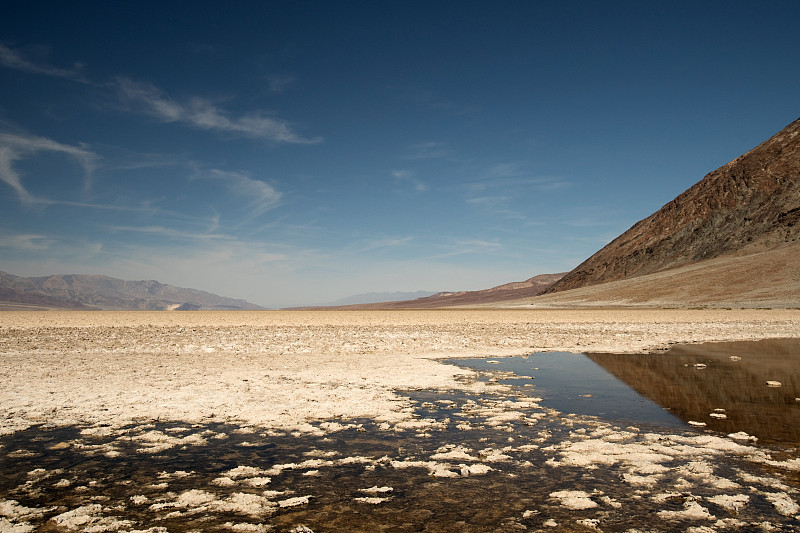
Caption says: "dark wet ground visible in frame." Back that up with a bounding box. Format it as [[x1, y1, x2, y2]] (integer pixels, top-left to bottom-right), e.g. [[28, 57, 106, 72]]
[[2, 340, 800, 532]]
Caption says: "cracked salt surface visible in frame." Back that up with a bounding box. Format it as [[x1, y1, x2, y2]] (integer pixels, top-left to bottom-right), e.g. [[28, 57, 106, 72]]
[[1, 386, 799, 532], [1, 310, 799, 531]]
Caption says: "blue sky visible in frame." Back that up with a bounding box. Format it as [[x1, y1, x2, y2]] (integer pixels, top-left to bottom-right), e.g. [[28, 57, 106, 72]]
[[1, 1, 799, 307]]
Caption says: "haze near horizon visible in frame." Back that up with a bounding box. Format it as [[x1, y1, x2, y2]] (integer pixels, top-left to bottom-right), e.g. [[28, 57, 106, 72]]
[[1, 1, 799, 308]]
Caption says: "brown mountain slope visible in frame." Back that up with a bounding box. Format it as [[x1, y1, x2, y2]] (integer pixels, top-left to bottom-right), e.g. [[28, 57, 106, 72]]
[[0, 287, 100, 310], [320, 273, 565, 309], [546, 116, 800, 294], [508, 242, 799, 308]]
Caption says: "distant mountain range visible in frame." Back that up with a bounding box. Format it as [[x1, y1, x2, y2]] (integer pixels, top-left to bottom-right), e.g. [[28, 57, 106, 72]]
[[0, 272, 263, 311], [322, 291, 438, 306], [4, 117, 797, 311], [317, 273, 566, 309]]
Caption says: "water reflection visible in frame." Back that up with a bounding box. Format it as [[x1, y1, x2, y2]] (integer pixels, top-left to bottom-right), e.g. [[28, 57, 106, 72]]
[[448, 353, 686, 429], [588, 338, 800, 446], [450, 338, 800, 447]]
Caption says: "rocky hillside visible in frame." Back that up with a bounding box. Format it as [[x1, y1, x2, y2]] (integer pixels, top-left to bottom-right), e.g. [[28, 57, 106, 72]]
[[546, 116, 800, 294], [0, 271, 264, 310]]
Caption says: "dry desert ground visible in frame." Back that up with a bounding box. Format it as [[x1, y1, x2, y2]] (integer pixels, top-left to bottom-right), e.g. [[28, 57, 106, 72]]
[[1, 308, 800, 532]]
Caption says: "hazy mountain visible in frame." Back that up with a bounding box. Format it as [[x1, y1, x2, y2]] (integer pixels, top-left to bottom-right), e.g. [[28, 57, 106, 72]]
[[321, 273, 565, 309], [323, 291, 438, 306], [542, 116, 800, 303], [0, 271, 264, 311]]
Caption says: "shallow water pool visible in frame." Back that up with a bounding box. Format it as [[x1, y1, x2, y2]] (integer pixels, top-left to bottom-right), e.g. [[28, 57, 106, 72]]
[[448, 352, 687, 429], [449, 338, 800, 446]]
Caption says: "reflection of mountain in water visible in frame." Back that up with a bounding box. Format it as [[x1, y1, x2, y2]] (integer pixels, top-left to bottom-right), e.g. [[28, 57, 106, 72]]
[[586, 339, 800, 446]]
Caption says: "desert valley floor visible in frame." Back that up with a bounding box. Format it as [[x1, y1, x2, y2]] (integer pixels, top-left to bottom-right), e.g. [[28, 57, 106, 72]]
[[1, 309, 800, 532]]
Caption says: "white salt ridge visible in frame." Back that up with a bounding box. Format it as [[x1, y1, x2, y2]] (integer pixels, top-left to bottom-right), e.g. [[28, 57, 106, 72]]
[[727, 431, 757, 442], [657, 499, 715, 520], [708, 494, 749, 512], [0, 518, 35, 533], [119, 430, 208, 454], [223, 523, 271, 532], [390, 458, 490, 478], [50, 504, 138, 531], [353, 496, 391, 504], [0, 500, 52, 521], [157, 470, 193, 479], [461, 463, 492, 476], [764, 492, 800, 516], [549, 490, 598, 510], [226, 465, 271, 479], [149, 490, 277, 519], [278, 496, 311, 508], [431, 445, 477, 462], [359, 486, 393, 494]]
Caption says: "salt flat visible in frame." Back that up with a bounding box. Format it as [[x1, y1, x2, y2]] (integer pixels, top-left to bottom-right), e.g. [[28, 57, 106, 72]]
[[1, 309, 798, 433], [1, 309, 800, 531]]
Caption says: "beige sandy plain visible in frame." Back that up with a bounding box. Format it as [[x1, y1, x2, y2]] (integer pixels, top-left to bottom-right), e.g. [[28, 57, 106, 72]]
[[2, 308, 799, 436]]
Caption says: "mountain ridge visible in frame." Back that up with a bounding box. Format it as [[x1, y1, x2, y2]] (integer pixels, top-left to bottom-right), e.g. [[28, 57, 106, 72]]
[[312, 273, 565, 309], [0, 271, 264, 311]]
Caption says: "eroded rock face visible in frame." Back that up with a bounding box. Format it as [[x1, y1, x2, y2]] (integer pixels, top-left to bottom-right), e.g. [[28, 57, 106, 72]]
[[548, 116, 800, 293]]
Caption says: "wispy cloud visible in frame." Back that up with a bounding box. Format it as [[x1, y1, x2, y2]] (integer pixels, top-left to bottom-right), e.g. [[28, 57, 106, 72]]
[[422, 239, 503, 260], [0, 232, 55, 251], [0, 43, 84, 79], [406, 141, 452, 160], [465, 163, 569, 195], [0, 132, 97, 204], [108, 224, 228, 241], [357, 235, 414, 252], [391, 169, 428, 193], [401, 87, 479, 116], [115, 77, 322, 144], [266, 74, 296, 94], [205, 168, 283, 219]]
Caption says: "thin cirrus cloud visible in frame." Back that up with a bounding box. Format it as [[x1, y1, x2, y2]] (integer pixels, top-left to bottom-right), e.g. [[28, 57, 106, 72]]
[[0, 43, 83, 80], [0, 43, 318, 144], [391, 170, 428, 193], [357, 235, 414, 253], [108, 224, 228, 241], [0, 131, 97, 204], [420, 239, 503, 261], [114, 77, 322, 144], [406, 141, 452, 160], [205, 168, 283, 219], [0, 231, 54, 251]]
